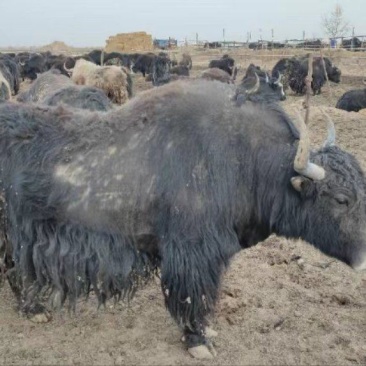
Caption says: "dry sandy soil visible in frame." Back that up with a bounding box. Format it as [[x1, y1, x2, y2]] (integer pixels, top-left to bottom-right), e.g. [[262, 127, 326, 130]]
[[0, 49, 365, 366]]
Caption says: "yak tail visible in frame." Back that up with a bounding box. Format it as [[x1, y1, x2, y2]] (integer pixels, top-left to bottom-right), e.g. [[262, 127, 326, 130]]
[[8, 219, 156, 311]]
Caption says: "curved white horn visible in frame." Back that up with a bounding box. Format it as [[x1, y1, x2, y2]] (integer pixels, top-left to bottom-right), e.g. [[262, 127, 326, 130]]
[[293, 111, 325, 181], [274, 72, 282, 85], [245, 72, 260, 95], [321, 110, 336, 147], [63, 61, 74, 74]]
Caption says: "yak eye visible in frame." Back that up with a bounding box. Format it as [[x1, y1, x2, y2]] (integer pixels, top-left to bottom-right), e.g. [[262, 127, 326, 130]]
[[334, 195, 349, 206]]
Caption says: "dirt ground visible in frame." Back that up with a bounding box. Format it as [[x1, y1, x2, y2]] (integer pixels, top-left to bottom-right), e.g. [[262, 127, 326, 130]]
[[0, 49, 366, 366]]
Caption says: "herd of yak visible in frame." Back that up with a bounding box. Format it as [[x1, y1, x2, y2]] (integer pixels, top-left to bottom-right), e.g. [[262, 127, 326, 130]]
[[0, 49, 365, 112], [0, 48, 365, 360], [205, 37, 366, 51]]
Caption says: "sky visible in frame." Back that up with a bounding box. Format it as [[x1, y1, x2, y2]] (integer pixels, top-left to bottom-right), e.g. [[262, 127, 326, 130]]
[[0, 0, 364, 47]]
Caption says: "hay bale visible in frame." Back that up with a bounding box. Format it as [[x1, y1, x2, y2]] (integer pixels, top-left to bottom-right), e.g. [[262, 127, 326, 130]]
[[39, 41, 74, 54], [105, 32, 153, 53]]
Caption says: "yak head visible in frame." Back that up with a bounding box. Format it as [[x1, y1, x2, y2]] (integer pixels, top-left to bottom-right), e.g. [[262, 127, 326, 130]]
[[282, 112, 366, 271], [321, 57, 341, 83], [327, 65, 341, 83], [267, 72, 286, 101], [225, 57, 235, 69], [235, 71, 286, 105]]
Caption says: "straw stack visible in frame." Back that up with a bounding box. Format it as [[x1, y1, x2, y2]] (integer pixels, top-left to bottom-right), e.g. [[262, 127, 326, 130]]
[[105, 32, 153, 53]]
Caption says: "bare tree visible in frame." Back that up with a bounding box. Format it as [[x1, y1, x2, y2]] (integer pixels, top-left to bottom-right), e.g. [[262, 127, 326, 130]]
[[322, 4, 350, 38]]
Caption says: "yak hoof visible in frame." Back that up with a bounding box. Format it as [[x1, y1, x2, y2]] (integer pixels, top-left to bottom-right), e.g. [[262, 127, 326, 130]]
[[28, 310, 52, 324], [205, 326, 218, 338], [188, 344, 217, 359], [26, 304, 52, 324]]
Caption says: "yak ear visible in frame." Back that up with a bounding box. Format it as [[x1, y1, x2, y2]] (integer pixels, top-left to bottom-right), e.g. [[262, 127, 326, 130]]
[[291, 176, 311, 192]]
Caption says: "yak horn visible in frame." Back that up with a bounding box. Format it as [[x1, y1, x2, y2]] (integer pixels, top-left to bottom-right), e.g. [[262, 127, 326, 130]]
[[274, 72, 282, 85], [265, 72, 270, 83], [19, 61, 26, 67], [321, 110, 336, 147], [293, 111, 325, 181], [63, 62, 73, 74], [232, 66, 238, 81], [245, 72, 260, 95]]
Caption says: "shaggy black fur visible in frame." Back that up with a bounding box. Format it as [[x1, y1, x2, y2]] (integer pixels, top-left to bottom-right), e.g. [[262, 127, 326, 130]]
[[20, 53, 48, 80], [336, 88, 366, 112], [151, 56, 171, 86], [0, 80, 365, 351], [132, 53, 156, 77]]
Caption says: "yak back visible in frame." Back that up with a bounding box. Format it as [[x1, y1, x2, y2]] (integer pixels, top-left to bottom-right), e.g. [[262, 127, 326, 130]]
[[336, 88, 366, 112], [43, 85, 114, 111], [17, 69, 73, 103], [0, 80, 299, 235]]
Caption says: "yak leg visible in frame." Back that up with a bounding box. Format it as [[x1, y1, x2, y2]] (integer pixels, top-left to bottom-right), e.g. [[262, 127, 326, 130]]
[[6, 260, 52, 323], [6, 223, 52, 323], [160, 228, 240, 359]]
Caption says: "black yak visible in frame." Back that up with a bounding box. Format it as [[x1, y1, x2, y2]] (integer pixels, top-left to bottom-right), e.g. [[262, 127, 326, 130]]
[[336, 82, 366, 112], [18, 53, 48, 80], [151, 56, 171, 86], [0, 80, 365, 360], [272, 56, 341, 95], [131, 53, 157, 77], [341, 37, 362, 51], [208, 56, 235, 75], [204, 42, 222, 49]]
